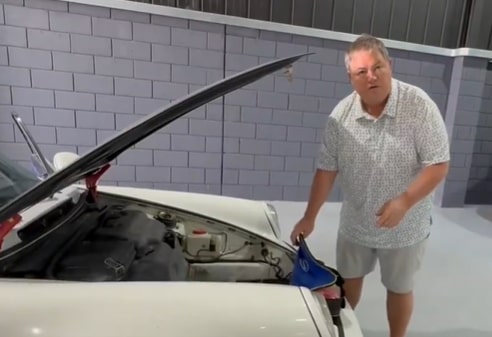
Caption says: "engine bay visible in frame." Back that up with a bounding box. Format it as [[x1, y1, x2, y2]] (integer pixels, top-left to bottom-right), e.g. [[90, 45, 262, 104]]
[[2, 192, 294, 284]]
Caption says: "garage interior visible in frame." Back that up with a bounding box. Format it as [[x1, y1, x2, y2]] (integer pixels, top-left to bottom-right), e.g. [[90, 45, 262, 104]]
[[0, 0, 491, 336]]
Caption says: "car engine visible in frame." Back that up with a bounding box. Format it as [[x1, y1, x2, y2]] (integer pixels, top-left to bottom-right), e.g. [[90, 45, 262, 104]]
[[12, 195, 294, 284], [53, 206, 190, 282]]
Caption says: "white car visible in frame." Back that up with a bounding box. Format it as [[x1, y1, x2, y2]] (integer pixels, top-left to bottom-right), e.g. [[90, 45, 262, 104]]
[[0, 53, 363, 337]]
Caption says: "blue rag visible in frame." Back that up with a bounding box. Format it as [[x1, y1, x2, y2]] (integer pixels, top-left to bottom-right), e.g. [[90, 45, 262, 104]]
[[290, 235, 340, 291]]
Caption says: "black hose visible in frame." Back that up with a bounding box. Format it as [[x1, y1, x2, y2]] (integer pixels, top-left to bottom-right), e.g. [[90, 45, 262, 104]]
[[332, 316, 345, 337], [327, 298, 345, 337]]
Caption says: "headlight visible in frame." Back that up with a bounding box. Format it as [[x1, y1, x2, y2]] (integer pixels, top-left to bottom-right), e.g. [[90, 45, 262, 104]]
[[265, 202, 281, 237]]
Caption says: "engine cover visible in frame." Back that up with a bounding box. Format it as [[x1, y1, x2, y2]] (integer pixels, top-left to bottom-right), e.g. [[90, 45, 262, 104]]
[[95, 208, 167, 258], [55, 240, 136, 282], [126, 234, 189, 281], [53, 206, 189, 282]]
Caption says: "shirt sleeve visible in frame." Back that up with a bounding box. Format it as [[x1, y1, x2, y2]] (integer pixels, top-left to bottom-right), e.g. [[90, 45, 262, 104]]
[[316, 114, 339, 171], [415, 97, 450, 166]]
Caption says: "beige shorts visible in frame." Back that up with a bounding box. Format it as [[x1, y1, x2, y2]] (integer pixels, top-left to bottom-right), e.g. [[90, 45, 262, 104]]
[[335, 234, 428, 294]]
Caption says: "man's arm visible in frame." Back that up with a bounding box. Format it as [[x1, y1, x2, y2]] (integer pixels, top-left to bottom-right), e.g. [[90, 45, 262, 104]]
[[290, 113, 340, 242], [303, 169, 338, 221], [305, 114, 340, 220], [402, 162, 449, 209], [406, 94, 450, 203], [376, 95, 450, 227]]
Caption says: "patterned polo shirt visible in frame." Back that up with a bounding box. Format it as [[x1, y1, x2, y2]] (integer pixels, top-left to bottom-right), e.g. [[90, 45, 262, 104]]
[[317, 78, 450, 249]]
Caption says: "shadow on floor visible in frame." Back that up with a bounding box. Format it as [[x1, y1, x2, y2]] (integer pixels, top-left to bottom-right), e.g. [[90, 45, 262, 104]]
[[362, 329, 491, 337], [457, 205, 492, 239], [437, 205, 492, 239], [476, 205, 492, 223]]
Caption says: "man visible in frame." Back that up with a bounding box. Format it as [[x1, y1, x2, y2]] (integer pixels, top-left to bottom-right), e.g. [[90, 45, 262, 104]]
[[290, 34, 450, 337]]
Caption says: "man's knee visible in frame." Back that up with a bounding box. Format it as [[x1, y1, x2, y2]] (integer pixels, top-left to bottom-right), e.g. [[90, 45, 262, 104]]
[[378, 239, 428, 294], [343, 277, 365, 308]]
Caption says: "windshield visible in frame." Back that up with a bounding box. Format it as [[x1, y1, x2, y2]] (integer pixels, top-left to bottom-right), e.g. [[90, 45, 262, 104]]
[[0, 152, 39, 207]]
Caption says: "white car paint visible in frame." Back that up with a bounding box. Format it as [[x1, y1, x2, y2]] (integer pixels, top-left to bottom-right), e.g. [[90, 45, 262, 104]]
[[0, 280, 361, 337]]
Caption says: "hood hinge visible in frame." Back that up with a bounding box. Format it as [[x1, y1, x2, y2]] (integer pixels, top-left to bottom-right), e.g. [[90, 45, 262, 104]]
[[0, 213, 22, 250], [85, 164, 111, 203]]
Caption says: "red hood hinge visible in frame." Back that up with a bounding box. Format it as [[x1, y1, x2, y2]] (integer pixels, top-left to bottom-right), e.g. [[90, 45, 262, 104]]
[[0, 213, 22, 250], [85, 164, 111, 203]]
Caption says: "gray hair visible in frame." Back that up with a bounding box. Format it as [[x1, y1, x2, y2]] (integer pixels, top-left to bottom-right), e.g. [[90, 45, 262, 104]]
[[344, 34, 391, 72]]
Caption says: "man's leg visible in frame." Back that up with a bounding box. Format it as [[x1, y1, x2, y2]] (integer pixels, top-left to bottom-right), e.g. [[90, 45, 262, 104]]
[[377, 238, 428, 337], [343, 277, 364, 309], [336, 234, 377, 309], [386, 291, 413, 337]]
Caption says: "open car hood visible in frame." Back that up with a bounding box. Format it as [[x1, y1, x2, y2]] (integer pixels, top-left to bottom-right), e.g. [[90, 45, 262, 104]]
[[0, 53, 308, 224]]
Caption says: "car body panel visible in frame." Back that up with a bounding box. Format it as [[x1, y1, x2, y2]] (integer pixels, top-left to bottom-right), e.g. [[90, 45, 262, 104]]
[[299, 287, 364, 337], [0, 281, 325, 337]]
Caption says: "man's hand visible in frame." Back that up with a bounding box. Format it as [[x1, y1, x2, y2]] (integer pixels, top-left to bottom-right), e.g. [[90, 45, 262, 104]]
[[290, 217, 315, 245], [376, 194, 411, 228]]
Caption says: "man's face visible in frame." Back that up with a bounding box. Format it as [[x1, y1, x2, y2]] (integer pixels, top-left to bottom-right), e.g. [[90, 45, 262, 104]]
[[347, 49, 392, 107]]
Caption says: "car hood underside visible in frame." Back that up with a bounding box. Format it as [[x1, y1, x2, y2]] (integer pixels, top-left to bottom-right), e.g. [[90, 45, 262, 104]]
[[0, 53, 307, 225]]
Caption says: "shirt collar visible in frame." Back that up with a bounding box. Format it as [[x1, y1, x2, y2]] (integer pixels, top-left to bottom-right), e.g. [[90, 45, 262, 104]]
[[354, 79, 398, 120]]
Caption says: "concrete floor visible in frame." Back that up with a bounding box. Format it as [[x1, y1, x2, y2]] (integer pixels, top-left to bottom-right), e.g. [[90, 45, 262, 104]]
[[271, 201, 492, 337]]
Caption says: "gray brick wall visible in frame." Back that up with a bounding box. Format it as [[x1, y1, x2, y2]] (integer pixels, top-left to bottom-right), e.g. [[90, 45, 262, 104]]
[[0, 0, 489, 206], [465, 62, 492, 204], [436, 57, 491, 207]]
